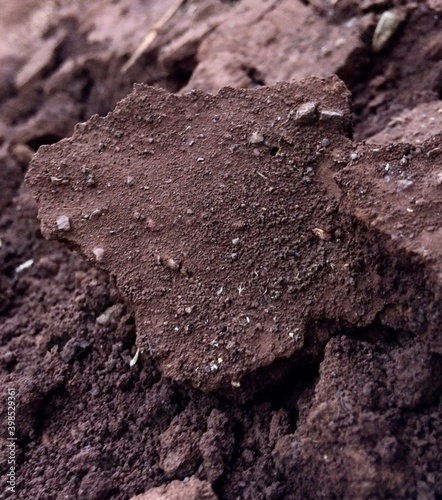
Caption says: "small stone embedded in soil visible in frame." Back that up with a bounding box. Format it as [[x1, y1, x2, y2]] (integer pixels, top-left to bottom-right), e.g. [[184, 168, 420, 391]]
[[164, 257, 180, 271], [295, 102, 317, 124], [86, 174, 96, 187], [96, 304, 124, 326], [319, 110, 344, 128], [27, 77, 442, 392], [92, 247, 105, 262], [249, 131, 264, 144], [56, 215, 71, 231]]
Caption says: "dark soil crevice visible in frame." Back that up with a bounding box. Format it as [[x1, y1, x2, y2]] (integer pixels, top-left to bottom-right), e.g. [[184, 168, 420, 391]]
[[27, 133, 62, 151]]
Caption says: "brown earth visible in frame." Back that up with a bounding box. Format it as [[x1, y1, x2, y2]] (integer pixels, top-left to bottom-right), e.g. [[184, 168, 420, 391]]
[[1, 1, 442, 499]]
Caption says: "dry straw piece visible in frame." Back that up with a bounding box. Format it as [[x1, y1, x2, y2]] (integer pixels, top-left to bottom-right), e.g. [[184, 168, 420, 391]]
[[121, 0, 187, 73]]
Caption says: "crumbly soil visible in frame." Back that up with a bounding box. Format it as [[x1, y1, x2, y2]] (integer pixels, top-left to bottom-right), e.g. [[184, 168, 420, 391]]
[[1, 1, 441, 499]]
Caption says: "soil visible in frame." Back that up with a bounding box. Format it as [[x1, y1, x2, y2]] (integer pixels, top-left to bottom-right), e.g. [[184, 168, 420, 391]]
[[1, 1, 441, 499]]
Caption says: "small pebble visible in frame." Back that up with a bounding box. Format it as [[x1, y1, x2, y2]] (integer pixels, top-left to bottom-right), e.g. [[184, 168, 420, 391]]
[[372, 10, 404, 52], [126, 176, 135, 186], [165, 257, 179, 271], [92, 247, 105, 262], [396, 179, 414, 191], [294, 102, 317, 124], [96, 304, 124, 326], [90, 209, 103, 219], [319, 110, 344, 128], [56, 215, 71, 231], [350, 152, 359, 161], [399, 156, 408, 166], [321, 138, 331, 148], [86, 174, 96, 187], [249, 131, 264, 144]]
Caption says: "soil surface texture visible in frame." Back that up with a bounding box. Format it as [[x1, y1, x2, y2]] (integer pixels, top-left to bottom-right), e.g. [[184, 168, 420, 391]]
[[1, 1, 442, 499]]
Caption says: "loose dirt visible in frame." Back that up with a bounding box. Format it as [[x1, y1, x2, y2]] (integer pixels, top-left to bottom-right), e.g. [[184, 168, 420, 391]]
[[1, 1, 441, 499]]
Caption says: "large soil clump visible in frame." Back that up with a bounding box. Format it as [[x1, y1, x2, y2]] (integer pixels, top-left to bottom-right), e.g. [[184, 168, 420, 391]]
[[28, 77, 441, 394]]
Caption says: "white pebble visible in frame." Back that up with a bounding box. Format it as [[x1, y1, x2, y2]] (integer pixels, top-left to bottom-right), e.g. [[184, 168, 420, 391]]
[[92, 247, 105, 262], [56, 215, 71, 231]]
